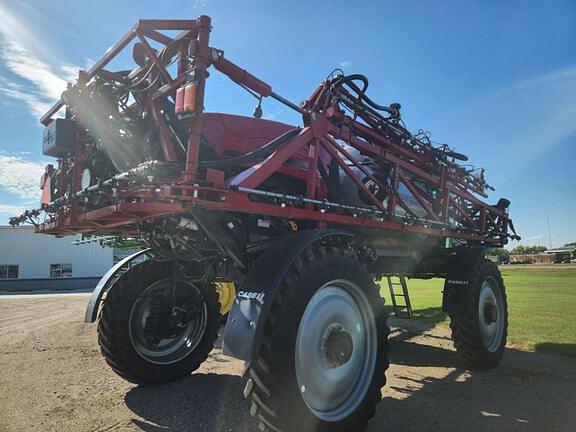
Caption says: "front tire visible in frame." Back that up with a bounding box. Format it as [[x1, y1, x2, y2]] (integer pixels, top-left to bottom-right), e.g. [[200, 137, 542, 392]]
[[97, 260, 220, 384], [244, 246, 389, 432], [449, 259, 508, 369]]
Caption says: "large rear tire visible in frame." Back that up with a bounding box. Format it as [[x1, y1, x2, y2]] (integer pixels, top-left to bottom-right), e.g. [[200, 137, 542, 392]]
[[244, 246, 389, 432], [449, 259, 508, 369], [97, 260, 220, 384]]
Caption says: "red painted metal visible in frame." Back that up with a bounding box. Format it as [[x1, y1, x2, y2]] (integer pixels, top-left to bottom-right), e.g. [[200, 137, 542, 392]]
[[201, 113, 295, 156], [24, 16, 513, 247]]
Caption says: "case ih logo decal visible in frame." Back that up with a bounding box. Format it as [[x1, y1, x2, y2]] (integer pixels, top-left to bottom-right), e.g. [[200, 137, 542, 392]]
[[447, 280, 470, 285], [237, 291, 266, 303]]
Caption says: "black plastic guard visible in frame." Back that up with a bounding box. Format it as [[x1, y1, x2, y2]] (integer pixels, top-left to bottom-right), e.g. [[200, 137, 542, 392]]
[[442, 247, 487, 314], [222, 229, 353, 362], [84, 248, 150, 323]]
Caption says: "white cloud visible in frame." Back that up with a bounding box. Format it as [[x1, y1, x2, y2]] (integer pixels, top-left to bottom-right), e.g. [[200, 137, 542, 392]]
[[439, 65, 576, 178], [0, 203, 26, 216], [339, 60, 353, 68], [60, 64, 81, 84], [0, 39, 68, 101], [0, 155, 45, 200], [0, 4, 80, 120], [510, 68, 576, 92], [0, 76, 52, 118], [524, 235, 544, 242], [0, 38, 78, 121]]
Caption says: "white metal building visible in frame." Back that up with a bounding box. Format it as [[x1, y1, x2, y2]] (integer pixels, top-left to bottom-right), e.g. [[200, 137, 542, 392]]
[[0, 226, 115, 292]]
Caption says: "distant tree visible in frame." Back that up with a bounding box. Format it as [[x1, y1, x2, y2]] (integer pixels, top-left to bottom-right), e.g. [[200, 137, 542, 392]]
[[511, 245, 525, 255], [525, 245, 547, 254], [510, 245, 547, 255], [563, 242, 576, 247]]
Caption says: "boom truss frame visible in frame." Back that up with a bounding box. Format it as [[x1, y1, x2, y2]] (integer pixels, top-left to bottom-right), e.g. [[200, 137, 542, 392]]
[[33, 16, 512, 246]]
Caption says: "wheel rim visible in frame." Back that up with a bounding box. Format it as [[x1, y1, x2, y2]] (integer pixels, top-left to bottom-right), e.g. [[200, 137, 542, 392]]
[[295, 279, 377, 422], [129, 279, 207, 365], [478, 276, 505, 352], [215, 282, 236, 315]]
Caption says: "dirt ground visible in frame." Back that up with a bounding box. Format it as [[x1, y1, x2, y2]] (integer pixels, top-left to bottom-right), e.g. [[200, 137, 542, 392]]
[[0, 293, 575, 432]]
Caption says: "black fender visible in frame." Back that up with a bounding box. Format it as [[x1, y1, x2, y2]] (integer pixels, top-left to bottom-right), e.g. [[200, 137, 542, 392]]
[[442, 247, 488, 314], [84, 248, 150, 323], [222, 229, 353, 362]]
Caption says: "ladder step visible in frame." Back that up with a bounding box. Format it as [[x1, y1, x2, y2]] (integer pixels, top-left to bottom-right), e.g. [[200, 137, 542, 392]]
[[385, 275, 413, 319]]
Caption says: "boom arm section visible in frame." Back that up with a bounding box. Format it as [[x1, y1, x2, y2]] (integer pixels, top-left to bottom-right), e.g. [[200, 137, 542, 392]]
[[11, 15, 518, 247]]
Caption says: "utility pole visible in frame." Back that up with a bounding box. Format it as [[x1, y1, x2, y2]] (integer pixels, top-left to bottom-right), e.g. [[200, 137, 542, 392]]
[[547, 216, 552, 249]]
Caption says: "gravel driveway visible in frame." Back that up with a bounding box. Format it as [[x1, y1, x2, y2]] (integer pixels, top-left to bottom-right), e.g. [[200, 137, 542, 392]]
[[0, 293, 574, 431]]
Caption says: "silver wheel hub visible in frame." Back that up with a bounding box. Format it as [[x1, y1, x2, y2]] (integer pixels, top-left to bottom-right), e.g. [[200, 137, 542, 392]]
[[295, 280, 377, 422], [129, 279, 207, 365], [478, 277, 505, 352], [322, 323, 354, 369]]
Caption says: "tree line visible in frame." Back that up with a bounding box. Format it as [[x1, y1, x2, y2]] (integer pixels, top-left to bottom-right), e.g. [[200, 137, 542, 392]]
[[487, 241, 575, 260]]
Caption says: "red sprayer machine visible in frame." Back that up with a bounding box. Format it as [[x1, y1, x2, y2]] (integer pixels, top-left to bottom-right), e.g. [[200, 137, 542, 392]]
[[11, 16, 519, 432]]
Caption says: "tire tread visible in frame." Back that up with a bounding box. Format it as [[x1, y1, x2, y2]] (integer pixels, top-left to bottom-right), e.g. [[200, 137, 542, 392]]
[[245, 244, 389, 432], [449, 259, 508, 369], [97, 260, 219, 384]]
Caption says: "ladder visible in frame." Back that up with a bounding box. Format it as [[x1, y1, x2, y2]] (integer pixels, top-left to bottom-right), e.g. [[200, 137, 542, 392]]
[[386, 275, 413, 319]]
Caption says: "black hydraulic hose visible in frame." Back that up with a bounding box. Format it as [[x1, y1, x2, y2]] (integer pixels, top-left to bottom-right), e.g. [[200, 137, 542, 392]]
[[333, 74, 470, 163], [332, 74, 395, 114], [431, 148, 469, 162], [443, 150, 469, 162], [333, 74, 368, 94], [199, 127, 301, 169]]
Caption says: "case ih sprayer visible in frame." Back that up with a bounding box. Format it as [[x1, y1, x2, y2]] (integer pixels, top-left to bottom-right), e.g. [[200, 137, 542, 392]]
[[11, 16, 520, 432]]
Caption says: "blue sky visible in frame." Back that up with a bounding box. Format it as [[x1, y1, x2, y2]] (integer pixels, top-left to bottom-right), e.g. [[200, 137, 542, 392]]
[[0, 0, 574, 248]]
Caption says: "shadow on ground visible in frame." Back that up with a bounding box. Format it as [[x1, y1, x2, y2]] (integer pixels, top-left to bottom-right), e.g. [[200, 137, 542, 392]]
[[386, 305, 448, 326], [374, 319, 576, 432], [535, 342, 576, 358], [124, 319, 576, 432], [125, 372, 256, 432]]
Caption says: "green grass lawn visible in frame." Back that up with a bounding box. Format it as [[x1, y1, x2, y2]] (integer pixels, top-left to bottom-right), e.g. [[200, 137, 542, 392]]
[[379, 265, 576, 358]]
